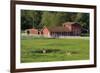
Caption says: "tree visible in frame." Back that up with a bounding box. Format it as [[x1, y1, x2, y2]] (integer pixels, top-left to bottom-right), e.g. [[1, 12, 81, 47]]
[[74, 13, 89, 33], [21, 10, 89, 34], [41, 11, 69, 27], [21, 10, 33, 30], [21, 10, 42, 30]]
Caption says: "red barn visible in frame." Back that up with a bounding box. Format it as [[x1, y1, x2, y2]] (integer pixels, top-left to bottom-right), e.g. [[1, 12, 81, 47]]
[[25, 22, 81, 37], [25, 28, 38, 35], [62, 22, 81, 36], [41, 22, 81, 37], [41, 26, 50, 37]]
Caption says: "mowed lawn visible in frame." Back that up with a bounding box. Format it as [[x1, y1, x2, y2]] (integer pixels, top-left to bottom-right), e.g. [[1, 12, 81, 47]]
[[21, 37, 89, 63]]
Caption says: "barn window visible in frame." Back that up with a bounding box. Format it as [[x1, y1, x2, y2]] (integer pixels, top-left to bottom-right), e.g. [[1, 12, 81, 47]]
[[38, 31, 40, 35], [27, 30, 30, 35]]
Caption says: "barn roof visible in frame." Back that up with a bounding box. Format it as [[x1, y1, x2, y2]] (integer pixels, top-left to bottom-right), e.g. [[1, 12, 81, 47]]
[[47, 26, 71, 32], [25, 22, 81, 33], [62, 22, 80, 25], [45, 22, 81, 32]]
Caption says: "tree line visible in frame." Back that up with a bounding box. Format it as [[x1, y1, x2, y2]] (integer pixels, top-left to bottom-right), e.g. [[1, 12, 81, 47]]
[[21, 10, 89, 33]]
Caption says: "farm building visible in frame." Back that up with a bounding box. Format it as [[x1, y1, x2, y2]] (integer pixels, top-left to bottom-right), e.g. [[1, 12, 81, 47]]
[[25, 28, 38, 35], [25, 22, 81, 37]]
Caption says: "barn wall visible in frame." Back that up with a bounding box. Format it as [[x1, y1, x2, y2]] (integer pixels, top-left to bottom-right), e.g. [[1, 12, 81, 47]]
[[72, 24, 81, 36], [42, 27, 50, 37], [26, 29, 38, 35]]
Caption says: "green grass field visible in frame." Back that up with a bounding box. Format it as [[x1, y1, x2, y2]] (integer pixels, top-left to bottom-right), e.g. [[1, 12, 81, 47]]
[[21, 36, 89, 63]]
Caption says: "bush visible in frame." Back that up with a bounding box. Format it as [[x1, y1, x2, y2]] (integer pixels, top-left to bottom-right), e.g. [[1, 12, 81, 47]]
[[81, 33, 89, 36]]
